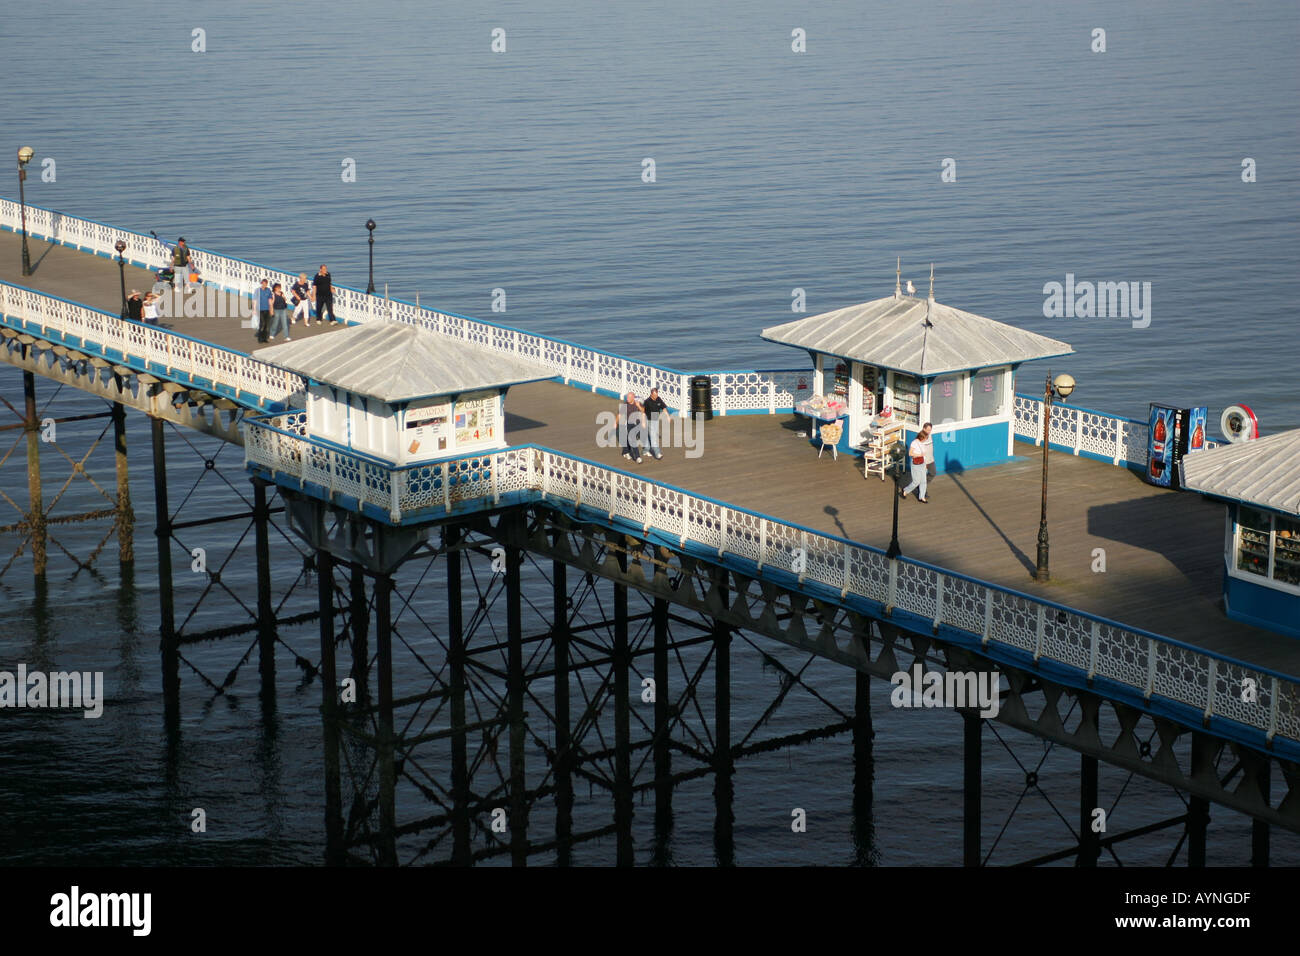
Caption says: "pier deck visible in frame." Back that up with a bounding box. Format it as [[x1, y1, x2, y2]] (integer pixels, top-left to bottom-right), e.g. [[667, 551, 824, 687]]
[[3, 228, 1297, 680]]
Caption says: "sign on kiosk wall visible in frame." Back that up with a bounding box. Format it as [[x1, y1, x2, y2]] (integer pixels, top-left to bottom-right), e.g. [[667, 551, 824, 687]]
[[404, 400, 452, 461], [454, 391, 498, 450]]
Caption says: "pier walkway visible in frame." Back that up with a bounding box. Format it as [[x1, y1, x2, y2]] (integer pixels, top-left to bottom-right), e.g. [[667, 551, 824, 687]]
[[2, 207, 1297, 770]]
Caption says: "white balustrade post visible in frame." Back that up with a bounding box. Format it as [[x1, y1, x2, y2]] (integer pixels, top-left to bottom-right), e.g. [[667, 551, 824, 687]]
[[1074, 411, 1083, 456], [932, 574, 945, 631], [1203, 659, 1216, 722], [1087, 621, 1100, 679], [1033, 605, 1045, 661], [982, 590, 994, 646], [757, 521, 767, 571], [1144, 638, 1157, 700], [1267, 677, 1279, 741]]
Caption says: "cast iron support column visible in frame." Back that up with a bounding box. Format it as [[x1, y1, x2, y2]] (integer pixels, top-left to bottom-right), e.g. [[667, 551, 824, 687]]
[[713, 566, 734, 866], [318, 550, 344, 865], [614, 543, 633, 866], [1079, 753, 1100, 866], [652, 595, 672, 864], [553, 556, 573, 864], [111, 401, 134, 568], [349, 561, 370, 705], [252, 479, 277, 706], [963, 710, 981, 867], [447, 526, 470, 865], [23, 371, 46, 580], [151, 416, 179, 724], [852, 670, 875, 865], [1188, 734, 1210, 868], [374, 572, 397, 866], [504, 525, 527, 866], [1252, 759, 1270, 867]]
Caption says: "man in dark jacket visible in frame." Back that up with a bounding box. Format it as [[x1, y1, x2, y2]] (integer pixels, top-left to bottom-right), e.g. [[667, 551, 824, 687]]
[[125, 290, 143, 322], [312, 265, 338, 324], [642, 387, 668, 459]]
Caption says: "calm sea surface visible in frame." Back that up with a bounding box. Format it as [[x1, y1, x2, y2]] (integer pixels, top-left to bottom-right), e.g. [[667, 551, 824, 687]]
[[0, 0, 1297, 865]]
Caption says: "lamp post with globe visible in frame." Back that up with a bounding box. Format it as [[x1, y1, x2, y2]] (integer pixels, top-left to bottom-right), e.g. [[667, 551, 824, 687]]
[[1034, 372, 1077, 582], [17, 146, 35, 276]]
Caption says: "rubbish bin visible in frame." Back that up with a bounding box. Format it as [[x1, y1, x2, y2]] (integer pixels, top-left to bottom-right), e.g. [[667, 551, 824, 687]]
[[690, 375, 713, 421]]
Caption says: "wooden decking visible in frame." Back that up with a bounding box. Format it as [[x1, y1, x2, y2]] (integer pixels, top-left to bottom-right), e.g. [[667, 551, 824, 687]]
[[0, 232, 346, 354], [4, 228, 1298, 679], [503, 380, 1300, 678]]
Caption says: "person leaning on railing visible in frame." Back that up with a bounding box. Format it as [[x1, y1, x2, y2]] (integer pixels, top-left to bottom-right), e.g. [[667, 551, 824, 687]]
[[125, 290, 143, 322]]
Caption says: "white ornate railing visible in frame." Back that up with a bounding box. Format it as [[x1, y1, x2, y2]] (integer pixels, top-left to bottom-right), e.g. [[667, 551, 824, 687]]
[[244, 420, 1300, 757], [0, 280, 303, 408], [2, 199, 1225, 463], [1013, 394, 1221, 468], [0, 197, 812, 416]]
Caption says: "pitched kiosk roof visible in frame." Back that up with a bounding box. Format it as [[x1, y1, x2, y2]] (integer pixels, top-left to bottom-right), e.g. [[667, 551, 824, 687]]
[[254, 322, 555, 402], [760, 292, 1074, 377], [1182, 429, 1300, 517]]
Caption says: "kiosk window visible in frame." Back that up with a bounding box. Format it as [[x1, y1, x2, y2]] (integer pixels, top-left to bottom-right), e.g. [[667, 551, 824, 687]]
[[972, 367, 1007, 419], [930, 373, 964, 425]]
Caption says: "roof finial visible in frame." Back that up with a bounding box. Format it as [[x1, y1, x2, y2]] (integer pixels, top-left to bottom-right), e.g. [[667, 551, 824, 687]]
[[894, 257, 901, 299], [928, 263, 935, 302]]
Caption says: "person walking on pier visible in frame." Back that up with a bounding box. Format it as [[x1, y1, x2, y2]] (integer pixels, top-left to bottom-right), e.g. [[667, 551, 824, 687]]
[[622, 392, 645, 464], [255, 278, 273, 343], [170, 237, 192, 293], [291, 273, 313, 326], [900, 422, 933, 503], [312, 265, 338, 324], [642, 386, 667, 459], [268, 283, 291, 341]]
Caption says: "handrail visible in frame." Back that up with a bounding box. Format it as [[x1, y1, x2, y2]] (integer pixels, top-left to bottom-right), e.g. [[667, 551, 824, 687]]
[[0, 196, 813, 416], [3, 197, 1206, 468], [0, 279, 304, 410], [242, 422, 1300, 756]]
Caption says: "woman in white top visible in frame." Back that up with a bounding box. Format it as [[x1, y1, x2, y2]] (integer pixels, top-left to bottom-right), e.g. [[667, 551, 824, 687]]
[[899, 422, 933, 503], [142, 293, 160, 324]]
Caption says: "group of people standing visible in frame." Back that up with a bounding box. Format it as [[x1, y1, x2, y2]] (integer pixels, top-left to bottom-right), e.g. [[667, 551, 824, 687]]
[[253, 265, 340, 344], [621, 388, 669, 463]]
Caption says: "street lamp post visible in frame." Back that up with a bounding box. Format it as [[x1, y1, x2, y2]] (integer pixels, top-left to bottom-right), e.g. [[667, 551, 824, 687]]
[[17, 146, 35, 276], [1034, 371, 1077, 583], [886, 440, 907, 559], [365, 219, 376, 294], [115, 239, 128, 318]]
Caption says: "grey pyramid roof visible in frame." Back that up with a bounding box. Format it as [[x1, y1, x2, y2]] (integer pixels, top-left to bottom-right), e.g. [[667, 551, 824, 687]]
[[1182, 429, 1300, 516], [760, 293, 1074, 377], [254, 321, 554, 402]]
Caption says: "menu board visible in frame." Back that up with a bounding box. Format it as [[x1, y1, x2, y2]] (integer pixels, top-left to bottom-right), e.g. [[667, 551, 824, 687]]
[[891, 373, 920, 424]]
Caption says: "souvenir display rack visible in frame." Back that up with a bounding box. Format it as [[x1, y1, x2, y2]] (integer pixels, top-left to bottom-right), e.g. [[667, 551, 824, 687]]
[[860, 418, 906, 480]]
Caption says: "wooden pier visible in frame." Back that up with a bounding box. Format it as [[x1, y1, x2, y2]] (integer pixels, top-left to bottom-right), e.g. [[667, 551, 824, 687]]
[[3, 228, 1294, 677]]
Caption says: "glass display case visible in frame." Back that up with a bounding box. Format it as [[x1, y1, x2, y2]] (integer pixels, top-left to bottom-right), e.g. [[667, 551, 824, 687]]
[[1234, 505, 1300, 591]]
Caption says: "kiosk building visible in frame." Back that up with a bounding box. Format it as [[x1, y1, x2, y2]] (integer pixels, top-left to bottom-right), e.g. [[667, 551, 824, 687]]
[[1182, 429, 1300, 639], [255, 322, 554, 465], [760, 269, 1074, 473]]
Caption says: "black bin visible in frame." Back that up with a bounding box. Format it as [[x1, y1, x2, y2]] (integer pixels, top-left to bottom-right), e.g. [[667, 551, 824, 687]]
[[690, 375, 713, 421]]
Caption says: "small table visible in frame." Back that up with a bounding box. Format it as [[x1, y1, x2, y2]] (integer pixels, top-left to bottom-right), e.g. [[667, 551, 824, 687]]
[[794, 400, 848, 459]]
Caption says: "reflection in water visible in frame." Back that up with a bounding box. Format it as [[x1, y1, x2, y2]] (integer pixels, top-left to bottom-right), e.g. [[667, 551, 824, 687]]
[[852, 674, 880, 866]]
